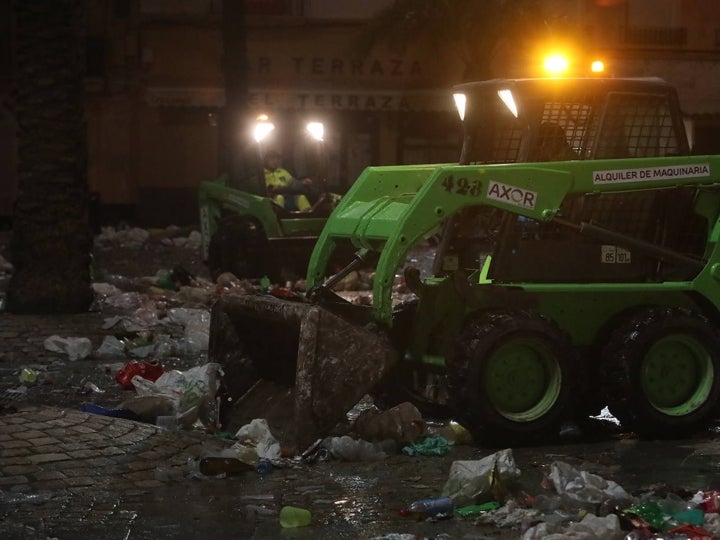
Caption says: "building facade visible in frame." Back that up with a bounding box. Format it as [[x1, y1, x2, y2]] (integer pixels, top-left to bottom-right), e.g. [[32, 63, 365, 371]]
[[2, 0, 720, 226]]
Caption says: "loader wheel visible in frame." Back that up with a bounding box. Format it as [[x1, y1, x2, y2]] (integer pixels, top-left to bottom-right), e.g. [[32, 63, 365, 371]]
[[447, 310, 575, 446], [601, 307, 720, 438], [207, 217, 269, 281]]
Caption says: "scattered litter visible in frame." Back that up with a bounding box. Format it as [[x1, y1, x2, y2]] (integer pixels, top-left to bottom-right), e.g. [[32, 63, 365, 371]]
[[94, 226, 149, 249], [43, 335, 92, 361], [402, 435, 449, 456], [279, 505, 312, 528], [95, 335, 125, 357], [354, 401, 426, 443], [81, 403, 140, 421], [322, 435, 387, 462], [155, 266, 195, 291], [522, 512, 622, 539], [455, 501, 501, 517], [128, 362, 222, 428], [118, 395, 177, 423], [474, 499, 539, 528], [114, 360, 164, 389], [400, 495, 454, 521], [442, 448, 521, 507], [92, 282, 122, 298], [102, 292, 143, 310], [82, 381, 105, 394], [427, 420, 472, 445], [167, 308, 210, 352], [233, 418, 282, 461], [548, 460, 633, 513], [18, 368, 38, 385]]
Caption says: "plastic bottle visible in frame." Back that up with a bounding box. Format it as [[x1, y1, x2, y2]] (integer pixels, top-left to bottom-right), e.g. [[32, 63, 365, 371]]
[[279, 505, 311, 528], [400, 496, 455, 520], [256, 458, 273, 476]]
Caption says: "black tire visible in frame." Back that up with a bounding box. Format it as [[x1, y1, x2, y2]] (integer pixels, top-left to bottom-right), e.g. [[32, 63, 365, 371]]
[[207, 217, 269, 281], [447, 310, 576, 446], [601, 306, 720, 439]]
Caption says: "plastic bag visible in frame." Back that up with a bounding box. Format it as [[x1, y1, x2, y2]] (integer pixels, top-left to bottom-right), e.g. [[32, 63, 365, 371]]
[[402, 436, 449, 456], [131, 362, 222, 427], [442, 448, 521, 507], [522, 512, 623, 540], [549, 461, 632, 512], [92, 282, 122, 298], [167, 308, 210, 353], [323, 435, 386, 462], [43, 335, 92, 361], [95, 335, 125, 357], [233, 418, 281, 461]]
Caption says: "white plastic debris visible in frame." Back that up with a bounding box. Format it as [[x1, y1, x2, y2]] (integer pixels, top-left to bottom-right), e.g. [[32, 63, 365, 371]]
[[167, 308, 210, 352], [103, 291, 143, 310], [43, 335, 92, 361], [442, 448, 521, 507], [95, 335, 125, 357], [234, 418, 282, 461], [522, 512, 623, 540], [474, 499, 539, 529], [95, 226, 149, 249], [92, 282, 122, 298], [130, 362, 223, 427], [548, 461, 632, 510], [323, 435, 387, 462]]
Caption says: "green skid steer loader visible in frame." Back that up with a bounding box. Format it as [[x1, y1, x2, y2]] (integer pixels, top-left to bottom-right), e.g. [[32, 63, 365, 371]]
[[198, 117, 341, 283], [210, 77, 720, 451], [199, 176, 337, 282]]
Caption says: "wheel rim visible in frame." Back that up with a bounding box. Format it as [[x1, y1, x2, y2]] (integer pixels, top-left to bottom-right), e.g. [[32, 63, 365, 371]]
[[642, 334, 714, 415], [484, 338, 562, 422]]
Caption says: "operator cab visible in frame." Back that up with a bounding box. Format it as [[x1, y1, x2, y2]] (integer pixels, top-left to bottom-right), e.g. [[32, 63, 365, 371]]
[[435, 78, 706, 285], [453, 77, 689, 165]]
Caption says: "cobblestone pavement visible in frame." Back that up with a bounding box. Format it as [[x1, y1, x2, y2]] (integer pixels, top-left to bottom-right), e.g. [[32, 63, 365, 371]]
[[0, 406, 205, 494]]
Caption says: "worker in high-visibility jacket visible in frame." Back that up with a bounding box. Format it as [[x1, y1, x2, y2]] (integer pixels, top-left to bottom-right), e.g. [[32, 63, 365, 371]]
[[263, 150, 312, 211]]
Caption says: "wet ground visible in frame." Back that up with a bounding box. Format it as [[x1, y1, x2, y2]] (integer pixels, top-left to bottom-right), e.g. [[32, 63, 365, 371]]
[[2, 227, 720, 539]]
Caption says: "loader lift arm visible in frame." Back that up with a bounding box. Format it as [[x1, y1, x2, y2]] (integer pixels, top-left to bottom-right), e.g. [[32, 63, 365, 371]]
[[306, 155, 720, 326]]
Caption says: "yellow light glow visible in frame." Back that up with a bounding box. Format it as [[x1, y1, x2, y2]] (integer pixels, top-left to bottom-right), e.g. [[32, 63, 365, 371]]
[[543, 54, 570, 75], [591, 60, 605, 73]]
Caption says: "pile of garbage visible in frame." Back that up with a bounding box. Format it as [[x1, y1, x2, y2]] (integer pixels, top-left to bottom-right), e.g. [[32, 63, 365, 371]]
[[114, 392, 720, 539], [219, 416, 717, 538]]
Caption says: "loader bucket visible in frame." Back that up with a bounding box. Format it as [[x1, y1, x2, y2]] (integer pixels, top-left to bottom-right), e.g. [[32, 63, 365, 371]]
[[209, 294, 399, 451]]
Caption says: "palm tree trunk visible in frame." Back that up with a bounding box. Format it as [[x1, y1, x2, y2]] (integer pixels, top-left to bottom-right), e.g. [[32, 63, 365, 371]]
[[6, 0, 93, 313], [220, 0, 250, 185]]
